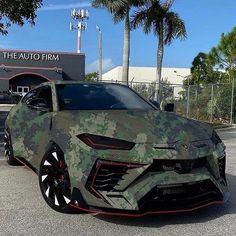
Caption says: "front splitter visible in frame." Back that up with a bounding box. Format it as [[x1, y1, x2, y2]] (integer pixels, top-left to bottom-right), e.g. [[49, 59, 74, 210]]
[[70, 200, 224, 218]]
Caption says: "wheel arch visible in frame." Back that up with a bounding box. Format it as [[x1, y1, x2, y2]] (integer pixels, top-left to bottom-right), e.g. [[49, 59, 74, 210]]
[[43, 140, 76, 188]]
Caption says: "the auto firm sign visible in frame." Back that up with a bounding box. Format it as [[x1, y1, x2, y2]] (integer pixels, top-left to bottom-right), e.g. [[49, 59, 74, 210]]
[[2, 51, 60, 61]]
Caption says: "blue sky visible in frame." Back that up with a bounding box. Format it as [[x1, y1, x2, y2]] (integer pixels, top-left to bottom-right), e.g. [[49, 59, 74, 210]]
[[1, 0, 236, 73]]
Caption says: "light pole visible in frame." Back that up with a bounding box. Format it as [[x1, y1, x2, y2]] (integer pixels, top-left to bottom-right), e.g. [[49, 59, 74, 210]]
[[70, 9, 89, 53], [230, 76, 235, 124], [96, 25, 103, 81]]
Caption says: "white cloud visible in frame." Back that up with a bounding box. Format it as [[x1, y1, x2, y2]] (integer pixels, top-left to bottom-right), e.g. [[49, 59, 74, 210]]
[[86, 58, 115, 74], [40, 2, 91, 11]]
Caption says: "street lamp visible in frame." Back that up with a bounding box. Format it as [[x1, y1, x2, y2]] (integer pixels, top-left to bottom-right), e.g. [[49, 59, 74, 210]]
[[70, 9, 89, 53], [96, 25, 103, 81]]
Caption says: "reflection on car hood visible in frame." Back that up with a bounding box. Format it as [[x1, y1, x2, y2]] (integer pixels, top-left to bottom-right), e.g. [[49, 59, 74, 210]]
[[55, 110, 213, 144]]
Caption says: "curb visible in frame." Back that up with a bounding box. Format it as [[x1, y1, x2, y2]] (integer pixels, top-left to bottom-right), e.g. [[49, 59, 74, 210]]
[[216, 125, 236, 131], [0, 104, 15, 112], [0, 104, 15, 107]]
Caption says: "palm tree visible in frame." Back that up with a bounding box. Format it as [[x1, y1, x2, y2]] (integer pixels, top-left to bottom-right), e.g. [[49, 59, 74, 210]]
[[131, 0, 187, 101], [92, 0, 144, 85]]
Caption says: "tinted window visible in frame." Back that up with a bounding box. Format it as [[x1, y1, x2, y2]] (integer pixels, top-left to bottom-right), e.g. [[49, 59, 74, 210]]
[[56, 84, 154, 111], [38, 86, 53, 111], [22, 89, 39, 104], [22, 86, 53, 111]]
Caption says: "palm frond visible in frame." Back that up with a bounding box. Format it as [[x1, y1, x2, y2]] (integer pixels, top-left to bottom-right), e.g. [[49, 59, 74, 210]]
[[131, 10, 147, 30], [164, 12, 187, 45]]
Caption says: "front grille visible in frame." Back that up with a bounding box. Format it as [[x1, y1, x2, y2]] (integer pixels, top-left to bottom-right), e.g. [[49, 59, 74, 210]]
[[138, 180, 222, 211], [218, 153, 226, 181], [86, 160, 141, 199], [149, 157, 207, 174]]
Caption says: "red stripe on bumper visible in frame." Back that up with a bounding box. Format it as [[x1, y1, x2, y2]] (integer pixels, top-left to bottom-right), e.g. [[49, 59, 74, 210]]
[[70, 201, 224, 218]]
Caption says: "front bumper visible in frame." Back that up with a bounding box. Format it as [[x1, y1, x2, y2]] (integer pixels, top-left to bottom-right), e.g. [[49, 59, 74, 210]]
[[69, 185, 228, 217], [69, 155, 229, 216]]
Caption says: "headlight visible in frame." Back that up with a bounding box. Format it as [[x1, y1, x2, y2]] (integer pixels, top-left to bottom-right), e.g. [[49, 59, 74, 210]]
[[211, 130, 222, 145], [77, 133, 135, 150]]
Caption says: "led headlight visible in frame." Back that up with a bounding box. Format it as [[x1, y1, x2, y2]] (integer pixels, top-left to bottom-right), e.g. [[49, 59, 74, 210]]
[[77, 133, 135, 150]]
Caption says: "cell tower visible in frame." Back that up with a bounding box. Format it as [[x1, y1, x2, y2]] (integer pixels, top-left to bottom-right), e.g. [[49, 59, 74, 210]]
[[70, 9, 89, 53]]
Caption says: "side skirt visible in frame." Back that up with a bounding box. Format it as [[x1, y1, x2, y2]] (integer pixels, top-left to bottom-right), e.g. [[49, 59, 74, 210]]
[[14, 156, 39, 175]]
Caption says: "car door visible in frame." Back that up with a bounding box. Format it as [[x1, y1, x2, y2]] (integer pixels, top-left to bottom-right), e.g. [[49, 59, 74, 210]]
[[21, 85, 54, 169]]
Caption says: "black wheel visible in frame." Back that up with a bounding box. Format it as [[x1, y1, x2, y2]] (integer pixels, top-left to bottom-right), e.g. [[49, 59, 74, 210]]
[[4, 128, 21, 166], [39, 145, 74, 213]]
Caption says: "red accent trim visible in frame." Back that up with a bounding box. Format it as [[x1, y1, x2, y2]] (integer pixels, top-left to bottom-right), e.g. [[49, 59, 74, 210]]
[[70, 201, 224, 217], [0, 64, 63, 71], [13, 156, 225, 217], [89, 160, 142, 200], [0, 49, 85, 56], [95, 160, 142, 168], [9, 72, 50, 81], [90, 161, 106, 200], [14, 157, 37, 175], [86, 136, 127, 150]]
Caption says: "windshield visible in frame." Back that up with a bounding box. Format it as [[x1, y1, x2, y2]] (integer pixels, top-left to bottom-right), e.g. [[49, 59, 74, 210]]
[[56, 84, 154, 111]]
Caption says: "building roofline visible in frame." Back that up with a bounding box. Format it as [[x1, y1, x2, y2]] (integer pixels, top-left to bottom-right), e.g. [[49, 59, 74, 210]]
[[0, 49, 85, 56], [103, 66, 191, 72], [0, 64, 63, 71]]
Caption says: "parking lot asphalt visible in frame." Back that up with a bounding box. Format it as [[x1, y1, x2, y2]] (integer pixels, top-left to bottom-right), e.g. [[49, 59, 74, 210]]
[[0, 111, 236, 236]]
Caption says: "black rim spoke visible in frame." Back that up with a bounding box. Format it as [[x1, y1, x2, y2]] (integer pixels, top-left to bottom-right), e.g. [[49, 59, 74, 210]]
[[41, 150, 71, 207]]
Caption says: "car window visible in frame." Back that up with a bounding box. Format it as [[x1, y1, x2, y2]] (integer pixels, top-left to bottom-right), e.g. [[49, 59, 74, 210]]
[[56, 84, 154, 111], [38, 86, 53, 111], [22, 86, 53, 111], [22, 89, 39, 104]]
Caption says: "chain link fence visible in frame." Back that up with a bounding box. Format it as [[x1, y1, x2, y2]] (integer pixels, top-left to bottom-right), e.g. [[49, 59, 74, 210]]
[[130, 81, 235, 124], [103, 80, 235, 124]]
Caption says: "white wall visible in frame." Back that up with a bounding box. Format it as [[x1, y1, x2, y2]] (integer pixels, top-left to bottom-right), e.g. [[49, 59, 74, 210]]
[[102, 66, 190, 85]]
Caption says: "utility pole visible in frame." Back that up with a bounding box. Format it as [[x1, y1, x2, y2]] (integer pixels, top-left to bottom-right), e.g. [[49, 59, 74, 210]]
[[96, 25, 103, 81], [70, 9, 89, 53], [230, 76, 235, 124]]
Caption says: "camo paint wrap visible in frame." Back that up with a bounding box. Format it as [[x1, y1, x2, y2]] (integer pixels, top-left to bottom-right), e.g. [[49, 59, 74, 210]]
[[5, 81, 229, 211]]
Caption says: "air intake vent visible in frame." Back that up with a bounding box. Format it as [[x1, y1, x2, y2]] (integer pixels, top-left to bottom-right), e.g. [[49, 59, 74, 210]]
[[86, 160, 142, 199], [138, 180, 222, 211], [149, 157, 207, 174], [94, 165, 128, 192]]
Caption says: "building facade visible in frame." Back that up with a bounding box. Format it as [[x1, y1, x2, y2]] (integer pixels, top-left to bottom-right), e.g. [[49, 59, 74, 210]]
[[102, 66, 191, 85], [0, 49, 85, 95]]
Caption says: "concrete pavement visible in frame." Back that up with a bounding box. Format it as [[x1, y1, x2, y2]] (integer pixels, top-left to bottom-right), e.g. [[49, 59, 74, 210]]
[[0, 115, 236, 235]]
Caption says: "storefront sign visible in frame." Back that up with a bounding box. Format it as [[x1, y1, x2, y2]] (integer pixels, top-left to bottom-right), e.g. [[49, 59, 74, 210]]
[[2, 52, 60, 61]]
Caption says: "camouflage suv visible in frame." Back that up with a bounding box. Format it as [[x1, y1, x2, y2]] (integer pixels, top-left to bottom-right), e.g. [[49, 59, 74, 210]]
[[5, 81, 229, 216]]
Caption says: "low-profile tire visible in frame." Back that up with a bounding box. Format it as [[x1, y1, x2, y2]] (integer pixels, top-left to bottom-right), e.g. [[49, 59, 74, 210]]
[[39, 145, 76, 214], [4, 128, 21, 166]]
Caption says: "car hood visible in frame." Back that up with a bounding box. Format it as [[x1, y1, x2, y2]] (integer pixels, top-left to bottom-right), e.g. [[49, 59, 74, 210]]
[[55, 110, 213, 145]]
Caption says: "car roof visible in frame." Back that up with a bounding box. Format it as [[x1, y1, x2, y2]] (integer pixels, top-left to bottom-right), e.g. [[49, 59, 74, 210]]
[[41, 80, 126, 86]]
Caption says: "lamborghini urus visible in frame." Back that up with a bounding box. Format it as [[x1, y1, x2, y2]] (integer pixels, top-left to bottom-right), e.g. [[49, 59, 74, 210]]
[[5, 81, 229, 216]]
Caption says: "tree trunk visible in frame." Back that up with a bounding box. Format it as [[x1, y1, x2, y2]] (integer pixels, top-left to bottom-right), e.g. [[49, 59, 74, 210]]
[[122, 9, 130, 85], [156, 27, 164, 103]]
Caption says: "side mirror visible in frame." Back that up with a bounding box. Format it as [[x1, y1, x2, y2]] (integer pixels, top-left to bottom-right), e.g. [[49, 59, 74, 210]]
[[164, 103, 175, 112], [27, 98, 50, 112]]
